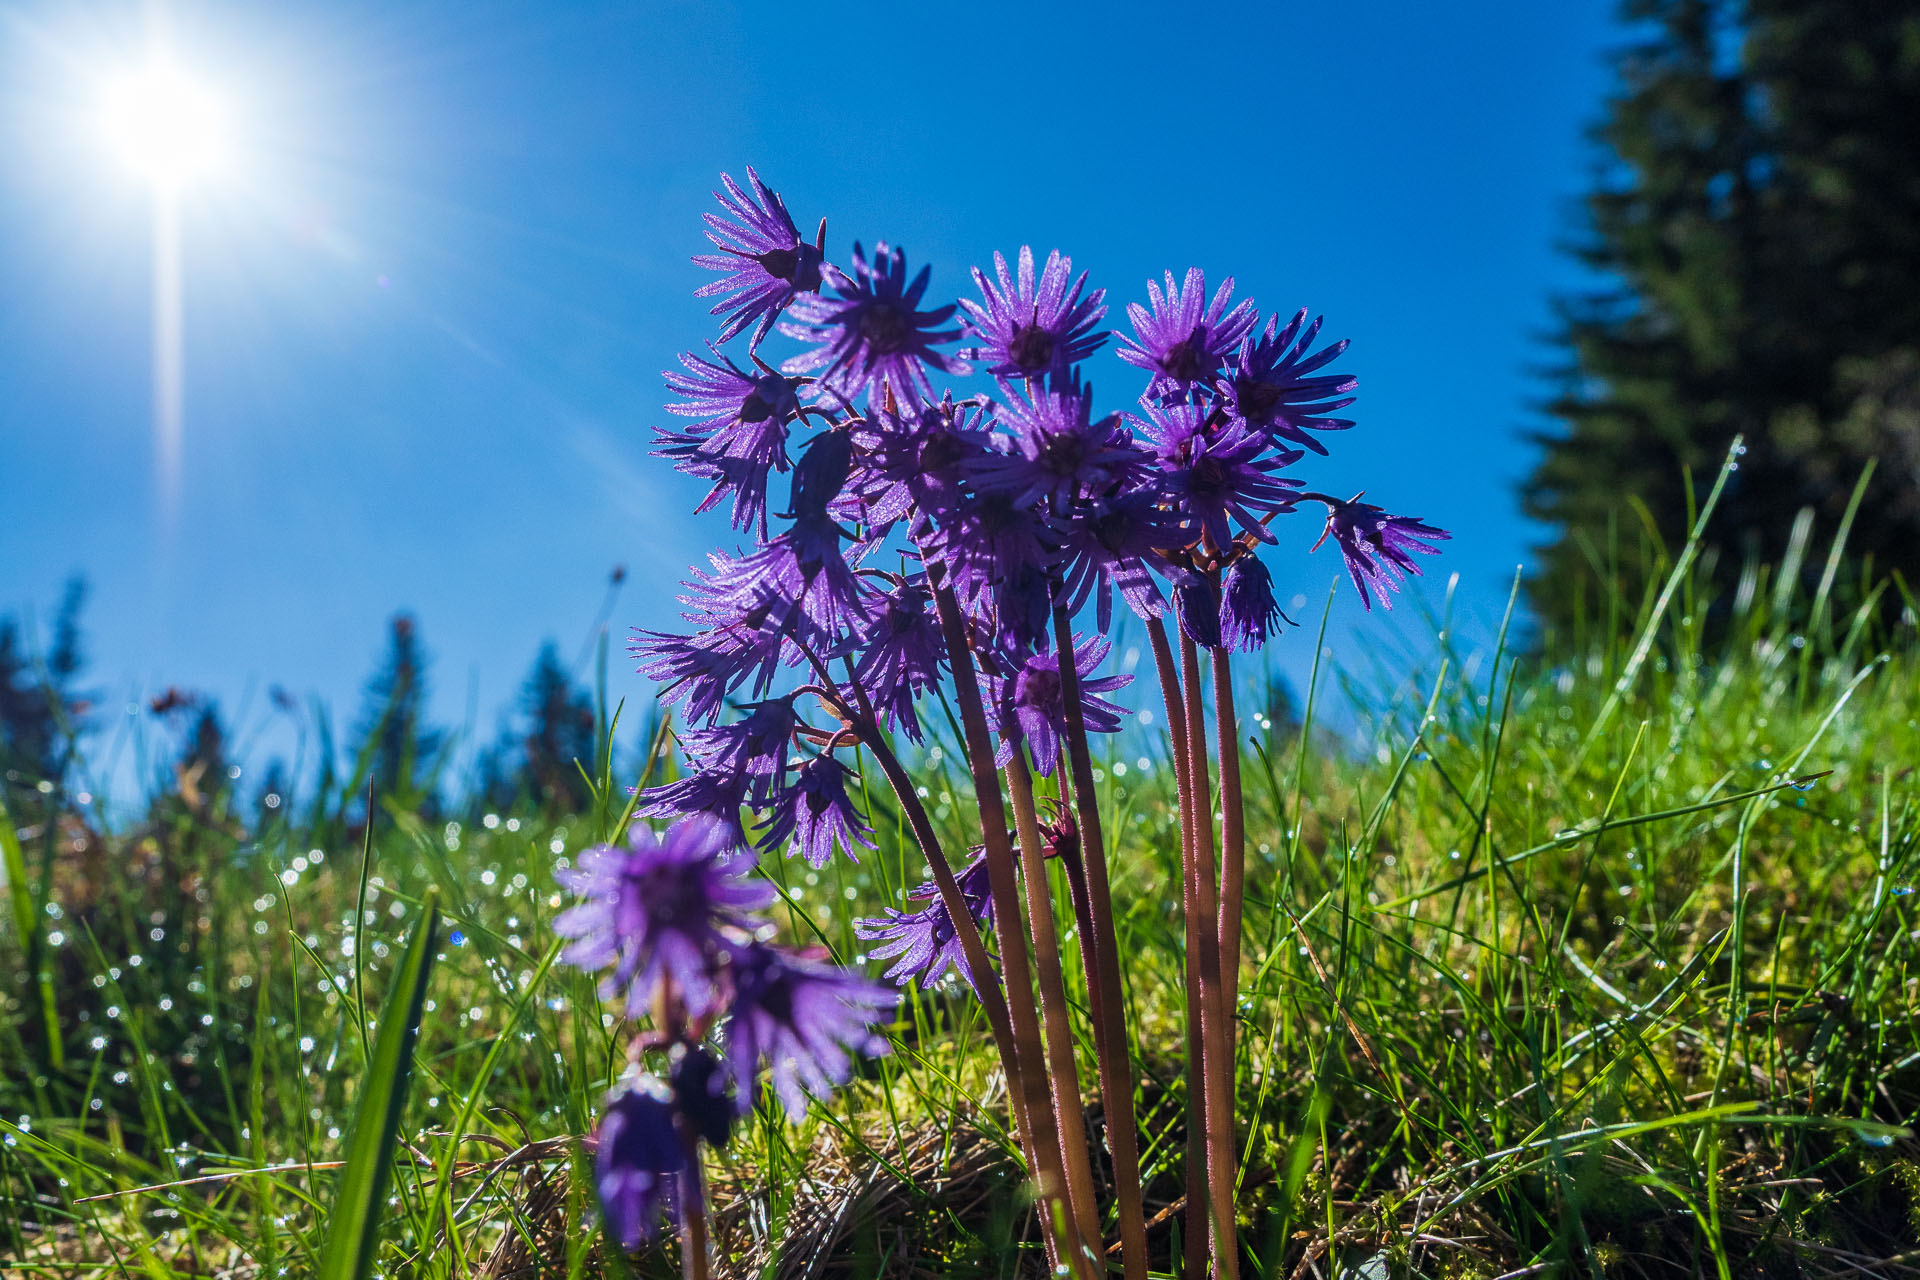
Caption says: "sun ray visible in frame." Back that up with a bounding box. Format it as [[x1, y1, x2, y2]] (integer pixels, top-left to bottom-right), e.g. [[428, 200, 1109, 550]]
[[97, 56, 222, 526]]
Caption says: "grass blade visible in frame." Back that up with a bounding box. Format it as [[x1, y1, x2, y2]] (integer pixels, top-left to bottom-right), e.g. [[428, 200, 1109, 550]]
[[317, 886, 441, 1280], [0, 795, 62, 1070]]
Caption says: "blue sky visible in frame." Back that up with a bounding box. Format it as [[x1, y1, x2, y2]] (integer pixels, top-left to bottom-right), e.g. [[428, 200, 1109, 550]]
[[1, 0, 1618, 803]]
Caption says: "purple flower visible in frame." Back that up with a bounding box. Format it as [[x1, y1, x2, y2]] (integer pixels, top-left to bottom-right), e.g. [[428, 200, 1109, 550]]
[[780, 243, 966, 405], [846, 394, 993, 530], [1136, 404, 1302, 550], [554, 817, 773, 1017], [854, 849, 993, 992], [957, 246, 1107, 383], [640, 699, 801, 842], [595, 1085, 693, 1248], [1219, 554, 1287, 651], [758, 754, 874, 869], [1311, 496, 1450, 610], [1056, 488, 1195, 631], [656, 349, 803, 535], [692, 168, 826, 348], [1219, 309, 1357, 454], [786, 429, 853, 521], [1172, 571, 1222, 649], [848, 578, 947, 743], [987, 634, 1131, 776], [983, 563, 1059, 656], [919, 491, 1061, 618], [684, 697, 800, 785], [632, 556, 824, 726], [638, 755, 756, 844], [965, 383, 1145, 508], [728, 512, 872, 633], [723, 942, 897, 1119], [1116, 268, 1258, 399], [669, 1045, 734, 1149]]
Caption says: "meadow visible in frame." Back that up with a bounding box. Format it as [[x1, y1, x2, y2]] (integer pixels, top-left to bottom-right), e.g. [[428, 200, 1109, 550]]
[[4, 518, 1919, 1279]]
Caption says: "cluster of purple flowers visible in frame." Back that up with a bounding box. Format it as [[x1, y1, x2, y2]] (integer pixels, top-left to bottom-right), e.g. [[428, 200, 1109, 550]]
[[635, 165, 1442, 992], [575, 165, 1448, 1266], [554, 817, 895, 1247]]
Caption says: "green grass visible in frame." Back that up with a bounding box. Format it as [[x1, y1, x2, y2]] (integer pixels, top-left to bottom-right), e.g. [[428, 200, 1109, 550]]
[[4, 531, 1919, 1278]]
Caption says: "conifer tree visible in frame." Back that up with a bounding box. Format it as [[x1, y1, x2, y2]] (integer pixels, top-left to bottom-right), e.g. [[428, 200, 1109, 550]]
[[514, 642, 597, 814], [472, 642, 598, 815], [350, 613, 444, 817], [1528, 0, 1920, 632], [0, 578, 88, 807]]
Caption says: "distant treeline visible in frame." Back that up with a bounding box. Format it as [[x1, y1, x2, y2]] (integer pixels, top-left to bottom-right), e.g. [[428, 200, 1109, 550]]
[[0, 576, 624, 831], [1528, 0, 1920, 635]]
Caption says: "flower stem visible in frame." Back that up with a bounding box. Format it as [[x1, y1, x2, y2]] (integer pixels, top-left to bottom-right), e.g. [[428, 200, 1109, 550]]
[[783, 636, 1022, 1113], [846, 703, 1019, 1080], [1144, 617, 1208, 1280], [1211, 647, 1247, 1067], [1005, 755, 1106, 1271], [680, 1179, 710, 1280], [1052, 605, 1149, 1280], [1180, 636, 1238, 1280], [926, 576, 1089, 1270]]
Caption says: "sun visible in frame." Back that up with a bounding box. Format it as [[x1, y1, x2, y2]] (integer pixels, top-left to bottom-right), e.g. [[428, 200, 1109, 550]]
[[101, 63, 226, 186]]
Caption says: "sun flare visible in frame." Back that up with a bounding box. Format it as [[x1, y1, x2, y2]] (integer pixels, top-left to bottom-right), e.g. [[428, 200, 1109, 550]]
[[101, 64, 225, 186]]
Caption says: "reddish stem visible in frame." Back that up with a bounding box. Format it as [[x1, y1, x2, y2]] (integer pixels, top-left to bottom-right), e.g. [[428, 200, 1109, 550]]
[[1144, 617, 1209, 1280], [1052, 606, 1149, 1280], [926, 576, 1090, 1271], [1005, 756, 1106, 1270], [1180, 636, 1238, 1280], [1212, 648, 1247, 1066]]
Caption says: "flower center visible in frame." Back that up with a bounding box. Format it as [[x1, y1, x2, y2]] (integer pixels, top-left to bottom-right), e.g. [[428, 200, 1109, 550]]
[[1016, 666, 1062, 715], [1007, 323, 1056, 373], [918, 430, 964, 473], [1159, 327, 1214, 383], [974, 495, 1020, 535], [1089, 510, 1135, 554], [741, 374, 795, 424], [1235, 377, 1283, 421], [858, 302, 913, 354], [1191, 457, 1229, 496], [635, 863, 705, 928], [1037, 431, 1087, 478]]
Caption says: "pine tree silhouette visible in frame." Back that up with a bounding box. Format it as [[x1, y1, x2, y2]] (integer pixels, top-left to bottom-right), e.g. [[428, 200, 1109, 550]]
[[0, 577, 88, 807], [1527, 0, 1920, 634], [473, 642, 598, 815], [350, 613, 445, 819]]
